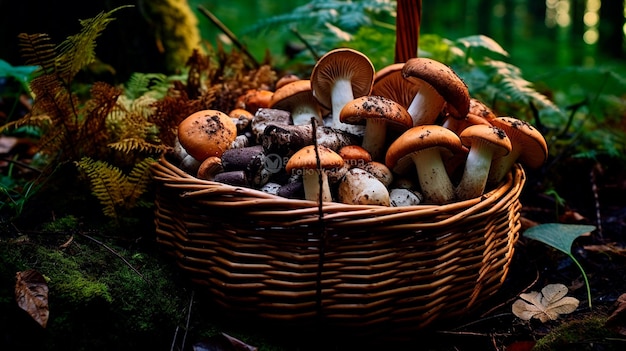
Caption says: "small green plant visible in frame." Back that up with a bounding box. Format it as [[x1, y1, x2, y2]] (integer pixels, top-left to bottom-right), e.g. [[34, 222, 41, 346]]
[[523, 223, 597, 308]]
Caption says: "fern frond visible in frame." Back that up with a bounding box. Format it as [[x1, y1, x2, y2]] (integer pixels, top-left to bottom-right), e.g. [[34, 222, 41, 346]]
[[17, 33, 57, 75], [0, 114, 51, 134], [75, 157, 126, 218], [108, 138, 166, 154], [75, 156, 155, 219], [122, 158, 156, 208], [125, 72, 169, 100], [56, 5, 133, 83]]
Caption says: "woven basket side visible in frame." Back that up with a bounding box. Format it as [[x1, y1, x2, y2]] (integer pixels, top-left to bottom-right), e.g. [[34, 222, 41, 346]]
[[152, 157, 526, 333]]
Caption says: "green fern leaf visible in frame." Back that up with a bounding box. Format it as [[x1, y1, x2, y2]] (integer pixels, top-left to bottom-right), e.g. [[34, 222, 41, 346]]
[[75, 157, 125, 218], [122, 158, 156, 208], [108, 138, 165, 154], [56, 5, 133, 83], [125, 72, 168, 100]]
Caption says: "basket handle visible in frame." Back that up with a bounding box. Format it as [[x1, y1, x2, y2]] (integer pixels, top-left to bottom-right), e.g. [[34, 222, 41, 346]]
[[395, 0, 422, 62]]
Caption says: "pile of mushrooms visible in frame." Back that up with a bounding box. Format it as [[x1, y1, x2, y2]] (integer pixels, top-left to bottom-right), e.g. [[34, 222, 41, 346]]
[[173, 48, 548, 206]]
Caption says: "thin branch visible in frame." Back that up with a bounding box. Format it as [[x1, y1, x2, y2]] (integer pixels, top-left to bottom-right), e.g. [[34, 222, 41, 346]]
[[197, 5, 259, 68], [78, 232, 150, 285]]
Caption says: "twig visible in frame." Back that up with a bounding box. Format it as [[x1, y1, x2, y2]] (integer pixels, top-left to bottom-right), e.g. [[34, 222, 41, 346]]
[[312, 117, 327, 320], [197, 5, 260, 68], [78, 232, 150, 285], [289, 27, 319, 61], [181, 290, 195, 351], [169, 326, 179, 351]]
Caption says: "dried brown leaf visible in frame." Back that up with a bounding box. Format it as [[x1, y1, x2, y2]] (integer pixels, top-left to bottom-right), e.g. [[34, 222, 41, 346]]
[[606, 293, 626, 335], [583, 243, 626, 257], [512, 283, 579, 323], [15, 269, 49, 328]]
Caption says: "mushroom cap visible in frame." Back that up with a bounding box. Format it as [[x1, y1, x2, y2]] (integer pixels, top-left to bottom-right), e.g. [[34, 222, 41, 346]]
[[285, 145, 344, 173], [372, 63, 422, 109], [228, 108, 254, 121], [269, 79, 315, 109], [339, 95, 413, 131], [338, 145, 372, 167], [310, 48, 375, 110], [236, 89, 274, 113], [275, 73, 300, 90], [196, 156, 224, 180], [469, 98, 497, 121], [385, 125, 464, 171], [177, 109, 237, 161], [459, 124, 512, 159], [401, 57, 470, 119], [490, 116, 548, 168]]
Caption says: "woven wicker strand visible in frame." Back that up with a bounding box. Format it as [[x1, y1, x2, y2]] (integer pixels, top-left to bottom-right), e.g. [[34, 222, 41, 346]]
[[152, 155, 526, 337]]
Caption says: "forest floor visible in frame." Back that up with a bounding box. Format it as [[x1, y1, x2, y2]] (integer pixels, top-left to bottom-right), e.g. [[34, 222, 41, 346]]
[[1, 139, 626, 351]]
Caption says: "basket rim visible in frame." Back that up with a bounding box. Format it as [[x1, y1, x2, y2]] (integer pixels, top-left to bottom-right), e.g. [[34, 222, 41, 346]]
[[152, 155, 525, 215]]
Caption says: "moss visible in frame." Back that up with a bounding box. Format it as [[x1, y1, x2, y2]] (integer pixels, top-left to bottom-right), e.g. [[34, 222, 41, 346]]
[[532, 316, 624, 351], [0, 233, 189, 350], [144, 0, 204, 72]]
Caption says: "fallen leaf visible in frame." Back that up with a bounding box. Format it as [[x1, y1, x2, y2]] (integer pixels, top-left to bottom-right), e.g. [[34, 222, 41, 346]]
[[583, 243, 626, 257], [512, 283, 579, 323], [15, 269, 49, 328], [605, 293, 626, 335]]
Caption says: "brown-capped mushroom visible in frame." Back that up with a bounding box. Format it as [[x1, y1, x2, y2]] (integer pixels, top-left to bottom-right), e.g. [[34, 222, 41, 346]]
[[402, 57, 470, 121], [177, 109, 238, 162], [455, 124, 512, 200], [235, 89, 274, 114], [338, 144, 372, 169], [339, 95, 413, 161], [285, 145, 344, 203], [443, 98, 495, 135], [372, 62, 441, 126], [385, 125, 464, 204], [269, 79, 324, 126], [275, 73, 300, 90], [487, 116, 548, 183], [310, 48, 375, 135], [196, 156, 224, 180]]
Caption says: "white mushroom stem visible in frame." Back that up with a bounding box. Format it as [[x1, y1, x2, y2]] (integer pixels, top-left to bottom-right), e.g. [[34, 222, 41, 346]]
[[330, 79, 364, 135], [291, 102, 324, 126], [361, 119, 389, 161], [405, 82, 445, 126], [302, 170, 332, 203], [409, 149, 456, 204], [489, 149, 522, 184], [456, 143, 497, 200]]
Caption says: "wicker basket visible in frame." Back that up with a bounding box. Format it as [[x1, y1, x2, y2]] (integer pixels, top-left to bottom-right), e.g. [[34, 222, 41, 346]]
[[151, 155, 526, 336]]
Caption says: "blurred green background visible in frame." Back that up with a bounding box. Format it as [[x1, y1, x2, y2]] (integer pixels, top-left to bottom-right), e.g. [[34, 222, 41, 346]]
[[191, 0, 625, 78]]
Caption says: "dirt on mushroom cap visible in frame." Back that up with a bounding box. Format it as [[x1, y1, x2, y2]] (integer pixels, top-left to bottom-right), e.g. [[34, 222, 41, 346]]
[[178, 110, 237, 161]]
